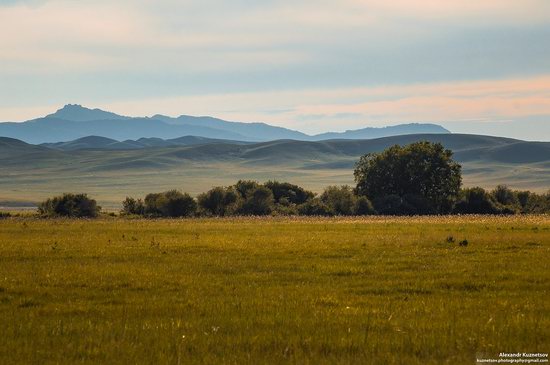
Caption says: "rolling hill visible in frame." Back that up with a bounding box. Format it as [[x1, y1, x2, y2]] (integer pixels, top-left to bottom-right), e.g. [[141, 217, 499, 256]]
[[1, 133, 549, 207], [0, 104, 450, 144]]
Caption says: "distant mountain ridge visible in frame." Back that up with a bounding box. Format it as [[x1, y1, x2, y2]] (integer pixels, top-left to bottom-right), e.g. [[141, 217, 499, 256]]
[[41, 135, 250, 151], [2, 133, 549, 201], [0, 104, 450, 144], [2, 133, 549, 166], [45, 104, 131, 122]]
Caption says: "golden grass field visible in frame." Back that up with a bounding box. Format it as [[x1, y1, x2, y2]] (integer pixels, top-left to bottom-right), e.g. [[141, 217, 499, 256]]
[[0, 216, 548, 364]]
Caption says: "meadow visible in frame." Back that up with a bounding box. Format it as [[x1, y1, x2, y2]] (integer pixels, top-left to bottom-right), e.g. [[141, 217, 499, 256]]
[[0, 216, 548, 364]]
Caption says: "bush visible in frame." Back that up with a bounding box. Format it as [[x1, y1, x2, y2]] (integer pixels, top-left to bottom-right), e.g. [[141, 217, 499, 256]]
[[234, 180, 260, 199], [197, 187, 239, 216], [453, 187, 504, 214], [264, 180, 314, 205], [38, 193, 100, 218], [0, 211, 11, 219], [144, 190, 197, 217], [521, 191, 550, 214], [355, 196, 376, 215], [121, 197, 145, 215], [297, 198, 333, 216], [320, 185, 356, 215], [237, 186, 275, 216], [491, 185, 519, 209], [516, 191, 531, 210]]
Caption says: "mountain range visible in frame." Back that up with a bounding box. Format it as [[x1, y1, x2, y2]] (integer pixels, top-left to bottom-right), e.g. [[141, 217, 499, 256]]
[[0, 104, 450, 144], [3, 133, 548, 165], [1, 133, 549, 208]]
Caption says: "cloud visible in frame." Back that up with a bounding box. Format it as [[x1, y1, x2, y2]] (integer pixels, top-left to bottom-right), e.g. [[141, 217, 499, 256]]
[[0, 0, 549, 140], [91, 75, 550, 131]]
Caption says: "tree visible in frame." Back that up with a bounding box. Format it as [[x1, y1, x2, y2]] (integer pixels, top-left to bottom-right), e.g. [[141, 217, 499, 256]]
[[355, 196, 376, 215], [121, 197, 145, 215], [354, 141, 462, 214], [237, 186, 275, 215], [144, 190, 197, 217], [38, 193, 100, 218], [264, 180, 314, 205], [197, 187, 238, 216], [453, 187, 503, 214], [234, 180, 260, 199], [491, 185, 518, 207], [516, 191, 531, 210], [297, 198, 333, 216], [320, 185, 356, 215]]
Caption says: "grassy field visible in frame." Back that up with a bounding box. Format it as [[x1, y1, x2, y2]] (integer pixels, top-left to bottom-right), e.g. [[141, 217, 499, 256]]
[[0, 216, 548, 364]]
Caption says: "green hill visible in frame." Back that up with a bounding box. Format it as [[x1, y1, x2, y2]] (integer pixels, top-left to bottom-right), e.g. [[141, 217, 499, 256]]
[[0, 134, 548, 208]]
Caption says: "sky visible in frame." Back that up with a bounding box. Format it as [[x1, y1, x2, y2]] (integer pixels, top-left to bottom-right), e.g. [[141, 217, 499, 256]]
[[0, 0, 549, 140]]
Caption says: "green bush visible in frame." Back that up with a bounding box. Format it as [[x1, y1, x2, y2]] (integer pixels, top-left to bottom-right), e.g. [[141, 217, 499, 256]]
[[320, 185, 356, 215], [297, 198, 333, 216], [355, 196, 376, 215], [490, 185, 519, 213], [197, 187, 239, 216], [264, 180, 314, 205], [520, 191, 550, 214], [144, 190, 197, 217], [0, 211, 11, 219], [121, 197, 145, 216], [38, 193, 100, 218], [234, 180, 260, 199], [237, 186, 275, 216], [453, 187, 504, 214]]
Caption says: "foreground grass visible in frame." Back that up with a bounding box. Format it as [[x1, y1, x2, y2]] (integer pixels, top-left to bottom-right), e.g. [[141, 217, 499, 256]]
[[0, 216, 548, 364]]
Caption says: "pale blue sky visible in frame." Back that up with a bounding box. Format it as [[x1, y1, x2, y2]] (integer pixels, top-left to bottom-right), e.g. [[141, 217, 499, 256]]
[[0, 0, 549, 139]]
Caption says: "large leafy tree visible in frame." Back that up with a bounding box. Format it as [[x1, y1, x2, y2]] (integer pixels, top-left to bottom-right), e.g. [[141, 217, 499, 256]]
[[354, 141, 462, 214]]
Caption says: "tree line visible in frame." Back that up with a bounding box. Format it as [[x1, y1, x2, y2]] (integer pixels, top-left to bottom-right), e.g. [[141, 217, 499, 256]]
[[30, 141, 550, 218]]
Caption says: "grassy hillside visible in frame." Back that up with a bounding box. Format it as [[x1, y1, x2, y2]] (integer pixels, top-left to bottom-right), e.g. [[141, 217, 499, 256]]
[[1, 134, 549, 208], [0, 216, 548, 364]]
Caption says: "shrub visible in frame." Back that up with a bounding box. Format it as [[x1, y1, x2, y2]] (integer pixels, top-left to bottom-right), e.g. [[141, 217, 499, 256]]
[[38, 193, 100, 218], [273, 203, 299, 216], [516, 191, 531, 210], [234, 180, 260, 199], [197, 187, 239, 216], [144, 190, 197, 217], [320, 185, 356, 215], [0, 211, 11, 219], [237, 186, 275, 216], [264, 180, 314, 205], [355, 196, 376, 215], [453, 187, 503, 214], [491, 185, 519, 208], [297, 198, 333, 216], [121, 197, 145, 216], [521, 191, 550, 214]]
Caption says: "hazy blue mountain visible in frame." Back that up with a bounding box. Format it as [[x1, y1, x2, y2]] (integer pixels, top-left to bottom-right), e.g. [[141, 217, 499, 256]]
[[311, 123, 450, 140], [0, 116, 250, 144], [45, 104, 130, 122], [42, 135, 251, 151], [0, 104, 450, 144], [152, 114, 310, 140]]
